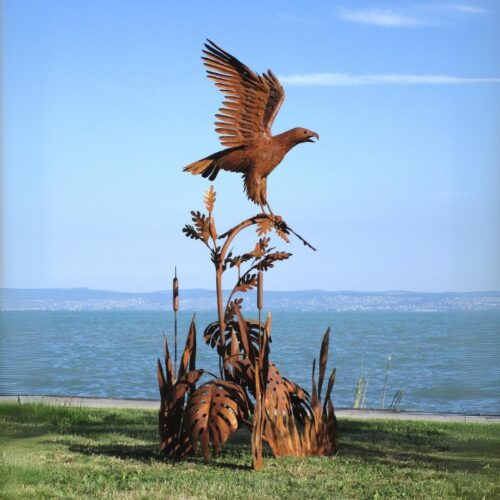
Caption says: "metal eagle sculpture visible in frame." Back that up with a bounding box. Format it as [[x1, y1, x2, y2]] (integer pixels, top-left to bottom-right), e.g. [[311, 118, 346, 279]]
[[184, 39, 319, 215], [159, 42, 337, 469]]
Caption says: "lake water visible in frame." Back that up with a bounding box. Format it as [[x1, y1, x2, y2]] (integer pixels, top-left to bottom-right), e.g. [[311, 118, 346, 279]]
[[1, 310, 499, 414]]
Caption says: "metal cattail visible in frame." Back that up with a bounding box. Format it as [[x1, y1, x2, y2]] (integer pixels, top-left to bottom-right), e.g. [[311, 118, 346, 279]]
[[173, 267, 179, 373], [257, 270, 264, 372], [257, 271, 264, 311], [253, 270, 264, 470]]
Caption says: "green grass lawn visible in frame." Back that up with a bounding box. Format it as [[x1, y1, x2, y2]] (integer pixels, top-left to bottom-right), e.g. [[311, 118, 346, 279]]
[[0, 403, 499, 499]]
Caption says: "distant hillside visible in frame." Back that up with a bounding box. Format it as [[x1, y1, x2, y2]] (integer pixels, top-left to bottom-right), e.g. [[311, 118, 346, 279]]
[[1, 288, 499, 312]]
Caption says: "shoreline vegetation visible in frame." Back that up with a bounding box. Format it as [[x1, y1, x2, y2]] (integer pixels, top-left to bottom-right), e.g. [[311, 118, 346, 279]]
[[1, 402, 499, 498]]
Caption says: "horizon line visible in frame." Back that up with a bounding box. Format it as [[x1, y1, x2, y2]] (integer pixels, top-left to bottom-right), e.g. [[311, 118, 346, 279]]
[[2, 287, 499, 295]]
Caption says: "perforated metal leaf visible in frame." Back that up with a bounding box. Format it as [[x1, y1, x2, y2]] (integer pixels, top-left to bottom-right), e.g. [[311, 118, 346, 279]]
[[185, 379, 250, 460], [203, 318, 262, 357]]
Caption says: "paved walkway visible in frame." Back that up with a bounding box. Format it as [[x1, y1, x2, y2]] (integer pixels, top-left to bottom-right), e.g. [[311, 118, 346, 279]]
[[1, 395, 499, 424]]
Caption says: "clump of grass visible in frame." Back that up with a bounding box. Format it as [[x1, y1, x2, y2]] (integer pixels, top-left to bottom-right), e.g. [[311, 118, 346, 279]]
[[380, 353, 392, 409], [353, 375, 364, 408], [390, 389, 404, 411], [353, 362, 369, 409], [353, 354, 405, 410]]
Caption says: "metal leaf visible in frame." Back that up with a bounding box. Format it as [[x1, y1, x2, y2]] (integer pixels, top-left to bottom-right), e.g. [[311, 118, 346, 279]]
[[158, 367, 207, 458], [256, 217, 273, 236], [317, 327, 330, 400], [323, 368, 336, 417], [273, 219, 317, 251], [203, 318, 261, 357], [234, 273, 258, 294], [204, 185, 216, 213], [163, 333, 176, 389], [311, 358, 318, 408], [157, 358, 168, 399], [210, 246, 221, 267], [227, 253, 253, 269], [274, 224, 290, 243], [185, 379, 250, 460], [182, 224, 201, 240], [173, 370, 207, 403], [191, 210, 210, 243], [257, 251, 292, 272], [178, 315, 197, 381], [234, 306, 257, 366]]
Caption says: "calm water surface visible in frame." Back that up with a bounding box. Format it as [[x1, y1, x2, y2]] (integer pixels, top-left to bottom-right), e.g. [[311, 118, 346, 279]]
[[1, 310, 499, 413]]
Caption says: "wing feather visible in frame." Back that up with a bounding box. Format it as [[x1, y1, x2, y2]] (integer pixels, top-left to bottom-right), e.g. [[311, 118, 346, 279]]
[[203, 40, 285, 148]]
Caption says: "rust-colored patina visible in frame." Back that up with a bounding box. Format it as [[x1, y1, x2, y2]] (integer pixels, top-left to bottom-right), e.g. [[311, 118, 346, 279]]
[[158, 40, 335, 470], [158, 187, 337, 469], [183, 40, 319, 215]]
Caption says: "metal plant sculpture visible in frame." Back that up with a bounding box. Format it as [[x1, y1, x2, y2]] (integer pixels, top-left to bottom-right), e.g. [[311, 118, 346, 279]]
[[158, 186, 337, 469], [158, 40, 337, 471]]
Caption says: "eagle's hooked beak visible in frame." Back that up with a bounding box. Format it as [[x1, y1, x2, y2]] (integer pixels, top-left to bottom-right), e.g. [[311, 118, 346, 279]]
[[305, 131, 319, 143]]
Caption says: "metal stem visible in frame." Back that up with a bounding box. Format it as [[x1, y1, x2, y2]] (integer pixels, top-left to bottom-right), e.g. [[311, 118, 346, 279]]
[[173, 266, 179, 375]]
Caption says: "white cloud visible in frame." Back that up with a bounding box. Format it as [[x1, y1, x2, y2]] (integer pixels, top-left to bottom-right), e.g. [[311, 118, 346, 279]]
[[338, 4, 489, 27], [280, 73, 500, 87], [444, 4, 488, 14], [338, 7, 426, 27]]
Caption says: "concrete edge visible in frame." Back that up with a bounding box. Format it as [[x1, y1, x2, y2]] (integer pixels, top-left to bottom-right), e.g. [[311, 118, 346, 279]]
[[1, 395, 499, 424]]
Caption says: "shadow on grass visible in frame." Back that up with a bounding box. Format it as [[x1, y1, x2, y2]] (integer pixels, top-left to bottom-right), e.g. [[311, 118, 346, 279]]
[[68, 443, 161, 462], [66, 441, 253, 470], [3, 404, 497, 474], [60, 417, 465, 473], [47, 425, 259, 470], [338, 419, 494, 474]]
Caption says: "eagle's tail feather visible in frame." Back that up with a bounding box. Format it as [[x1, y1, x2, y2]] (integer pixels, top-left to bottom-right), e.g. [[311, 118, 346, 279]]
[[183, 159, 220, 181], [183, 146, 243, 181], [183, 148, 233, 181], [201, 163, 220, 181], [183, 159, 212, 175]]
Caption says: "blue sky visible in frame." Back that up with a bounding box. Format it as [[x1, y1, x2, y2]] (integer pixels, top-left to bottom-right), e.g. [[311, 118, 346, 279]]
[[2, 0, 499, 292]]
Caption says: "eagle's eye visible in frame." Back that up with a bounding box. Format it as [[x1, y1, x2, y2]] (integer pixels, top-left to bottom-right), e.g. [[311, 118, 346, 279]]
[[304, 130, 308, 134]]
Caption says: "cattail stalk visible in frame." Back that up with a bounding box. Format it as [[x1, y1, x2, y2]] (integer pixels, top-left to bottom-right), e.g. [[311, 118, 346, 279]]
[[257, 271, 264, 358], [173, 266, 179, 374], [257, 271, 263, 311], [252, 270, 264, 470]]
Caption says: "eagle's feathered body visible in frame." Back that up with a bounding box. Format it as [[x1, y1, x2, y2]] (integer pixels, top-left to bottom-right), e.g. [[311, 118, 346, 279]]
[[184, 40, 318, 209]]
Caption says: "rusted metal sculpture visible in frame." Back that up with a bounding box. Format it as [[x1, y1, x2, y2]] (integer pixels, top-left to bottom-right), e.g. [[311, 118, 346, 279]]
[[158, 40, 336, 470], [183, 40, 319, 216], [158, 186, 337, 469]]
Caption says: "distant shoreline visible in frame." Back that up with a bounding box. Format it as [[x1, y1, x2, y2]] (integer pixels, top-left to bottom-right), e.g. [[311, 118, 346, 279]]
[[2, 288, 499, 312], [3, 287, 500, 294]]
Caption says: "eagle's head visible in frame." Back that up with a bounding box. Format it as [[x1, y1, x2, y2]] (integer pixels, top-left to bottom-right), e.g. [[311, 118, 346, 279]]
[[290, 127, 320, 144]]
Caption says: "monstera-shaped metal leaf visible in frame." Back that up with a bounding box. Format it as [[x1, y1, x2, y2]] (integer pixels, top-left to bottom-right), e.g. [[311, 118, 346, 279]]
[[185, 379, 250, 460], [218, 314, 311, 425], [265, 363, 312, 424], [203, 318, 262, 357]]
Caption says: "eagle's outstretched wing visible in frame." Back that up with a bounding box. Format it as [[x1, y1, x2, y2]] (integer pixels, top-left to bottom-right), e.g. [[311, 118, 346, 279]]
[[202, 39, 285, 149]]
